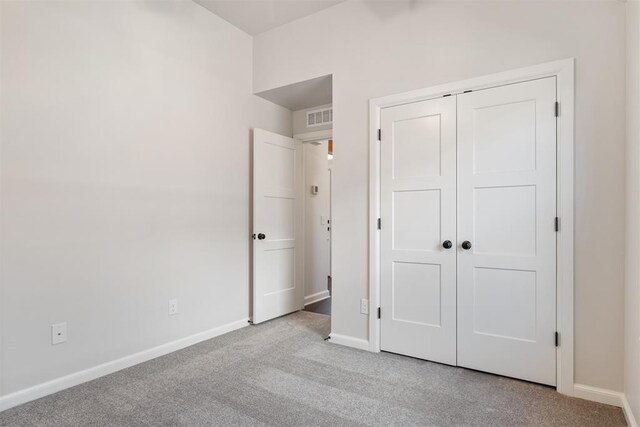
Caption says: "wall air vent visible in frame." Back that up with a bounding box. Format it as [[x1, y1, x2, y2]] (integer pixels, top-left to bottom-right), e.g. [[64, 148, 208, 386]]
[[307, 107, 333, 128]]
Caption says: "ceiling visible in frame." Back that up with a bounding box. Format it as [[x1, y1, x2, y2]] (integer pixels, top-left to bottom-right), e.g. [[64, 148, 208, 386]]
[[193, 0, 346, 36], [255, 75, 332, 111]]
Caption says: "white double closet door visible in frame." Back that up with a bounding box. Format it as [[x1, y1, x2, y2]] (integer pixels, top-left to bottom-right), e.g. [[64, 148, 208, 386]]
[[380, 77, 557, 386]]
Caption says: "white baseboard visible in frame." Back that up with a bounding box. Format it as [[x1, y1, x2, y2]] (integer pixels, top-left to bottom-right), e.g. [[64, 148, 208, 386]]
[[328, 333, 370, 351], [553, 384, 637, 425], [304, 290, 330, 306], [573, 383, 624, 407], [622, 394, 639, 427], [0, 318, 249, 413]]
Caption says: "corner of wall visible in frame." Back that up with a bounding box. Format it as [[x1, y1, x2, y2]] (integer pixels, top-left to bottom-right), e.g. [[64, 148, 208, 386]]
[[625, 0, 640, 425]]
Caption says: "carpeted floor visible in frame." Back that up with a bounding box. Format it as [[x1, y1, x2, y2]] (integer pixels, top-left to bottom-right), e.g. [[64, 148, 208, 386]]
[[0, 311, 626, 426]]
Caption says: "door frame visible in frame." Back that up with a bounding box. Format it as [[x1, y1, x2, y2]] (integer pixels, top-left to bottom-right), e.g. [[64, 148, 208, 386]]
[[368, 58, 575, 395], [294, 129, 333, 143], [295, 130, 334, 309]]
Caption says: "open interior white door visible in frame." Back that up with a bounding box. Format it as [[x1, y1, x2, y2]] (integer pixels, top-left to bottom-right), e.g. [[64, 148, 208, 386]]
[[252, 129, 303, 324]]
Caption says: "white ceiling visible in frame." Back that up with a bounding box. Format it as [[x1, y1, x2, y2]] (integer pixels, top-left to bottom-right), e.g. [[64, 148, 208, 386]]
[[193, 0, 346, 36], [255, 75, 332, 111]]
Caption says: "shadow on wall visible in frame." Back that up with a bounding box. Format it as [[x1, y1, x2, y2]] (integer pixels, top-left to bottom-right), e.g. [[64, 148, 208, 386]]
[[362, 0, 428, 21], [137, 0, 198, 17]]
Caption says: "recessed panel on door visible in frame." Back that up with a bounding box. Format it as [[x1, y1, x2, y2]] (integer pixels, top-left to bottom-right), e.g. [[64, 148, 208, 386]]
[[457, 77, 557, 385], [473, 100, 537, 174], [474, 185, 537, 256], [393, 189, 441, 251], [473, 267, 537, 341], [392, 115, 442, 179], [393, 262, 442, 326], [380, 97, 457, 365]]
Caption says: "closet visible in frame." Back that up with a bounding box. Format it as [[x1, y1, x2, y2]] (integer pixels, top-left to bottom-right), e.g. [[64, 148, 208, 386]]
[[379, 77, 557, 386]]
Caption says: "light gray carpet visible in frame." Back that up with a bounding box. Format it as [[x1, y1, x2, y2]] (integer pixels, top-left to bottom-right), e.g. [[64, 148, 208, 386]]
[[0, 311, 626, 426]]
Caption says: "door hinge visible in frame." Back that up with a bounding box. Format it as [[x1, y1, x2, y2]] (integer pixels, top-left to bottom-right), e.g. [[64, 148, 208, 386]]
[[377, 307, 381, 319], [555, 102, 559, 117], [377, 129, 381, 141], [377, 218, 381, 230], [555, 331, 560, 347], [555, 217, 560, 232]]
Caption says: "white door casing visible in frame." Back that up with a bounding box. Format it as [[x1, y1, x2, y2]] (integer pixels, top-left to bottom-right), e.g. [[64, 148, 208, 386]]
[[378, 77, 558, 385], [456, 77, 557, 385], [380, 96, 457, 365], [370, 59, 574, 394], [252, 129, 303, 324]]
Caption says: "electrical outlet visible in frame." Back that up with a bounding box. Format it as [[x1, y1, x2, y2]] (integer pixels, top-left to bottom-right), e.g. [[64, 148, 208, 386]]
[[360, 299, 369, 315], [52, 322, 67, 345], [168, 299, 178, 316]]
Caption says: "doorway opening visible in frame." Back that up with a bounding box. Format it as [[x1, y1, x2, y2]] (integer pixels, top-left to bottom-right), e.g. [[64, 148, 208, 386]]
[[301, 137, 333, 318], [251, 75, 333, 329]]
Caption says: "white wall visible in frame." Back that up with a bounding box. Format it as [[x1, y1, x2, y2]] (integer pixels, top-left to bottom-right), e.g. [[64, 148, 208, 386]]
[[303, 142, 331, 304], [626, 0, 640, 420], [293, 104, 333, 136], [254, 0, 627, 391], [0, 0, 290, 399]]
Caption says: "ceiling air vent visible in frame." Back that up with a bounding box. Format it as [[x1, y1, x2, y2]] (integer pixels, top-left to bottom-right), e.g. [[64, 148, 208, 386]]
[[307, 108, 332, 128]]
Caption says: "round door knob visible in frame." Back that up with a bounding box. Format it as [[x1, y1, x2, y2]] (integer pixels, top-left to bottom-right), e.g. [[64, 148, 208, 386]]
[[442, 240, 453, 249], [461, 241, 472, 250], [257, 233, 266, 240]]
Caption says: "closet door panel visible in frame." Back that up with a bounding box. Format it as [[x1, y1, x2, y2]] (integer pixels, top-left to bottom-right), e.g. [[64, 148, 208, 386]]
[[457, 77, 557, 386], [380, 96, 457, 365]]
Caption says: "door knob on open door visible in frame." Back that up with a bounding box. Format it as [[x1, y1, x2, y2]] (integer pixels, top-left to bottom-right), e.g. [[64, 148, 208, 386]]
[[257, 233, 266, 240], [461, 241, 472, 250], [442, 240, 453, 249]]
